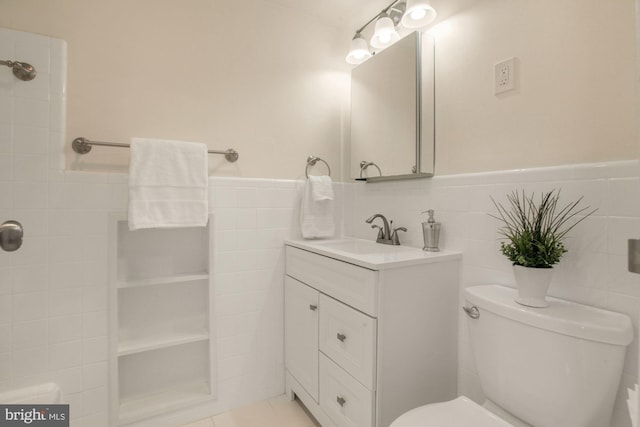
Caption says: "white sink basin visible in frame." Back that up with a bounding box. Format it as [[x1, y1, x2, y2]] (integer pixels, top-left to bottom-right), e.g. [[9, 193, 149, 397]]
[[313, 239, 418, 255], [285, 237, 461, 270]]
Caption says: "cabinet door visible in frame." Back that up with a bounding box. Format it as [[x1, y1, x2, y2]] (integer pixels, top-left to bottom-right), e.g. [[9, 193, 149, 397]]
[[285, 276, 319, 402]]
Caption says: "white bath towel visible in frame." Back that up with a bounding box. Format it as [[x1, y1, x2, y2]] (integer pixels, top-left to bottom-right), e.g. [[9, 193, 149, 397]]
[[309, 175, 334, 201], [128, 138, 208, 230], [300, 178, 334, 239]]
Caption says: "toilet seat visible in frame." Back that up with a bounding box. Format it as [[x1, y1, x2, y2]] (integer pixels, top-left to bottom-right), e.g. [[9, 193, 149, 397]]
[[390, 396, 513, 427]]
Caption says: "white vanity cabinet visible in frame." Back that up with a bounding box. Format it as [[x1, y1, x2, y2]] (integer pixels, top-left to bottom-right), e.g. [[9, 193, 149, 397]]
[[284, 240, 461, 427]]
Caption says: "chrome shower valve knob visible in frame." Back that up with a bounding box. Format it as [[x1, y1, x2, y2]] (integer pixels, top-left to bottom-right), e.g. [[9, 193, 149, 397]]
[[0, 220, 23, 252]]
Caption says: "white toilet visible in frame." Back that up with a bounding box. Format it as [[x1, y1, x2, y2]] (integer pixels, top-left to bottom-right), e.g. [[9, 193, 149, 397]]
[[391, 284, 633, 427]]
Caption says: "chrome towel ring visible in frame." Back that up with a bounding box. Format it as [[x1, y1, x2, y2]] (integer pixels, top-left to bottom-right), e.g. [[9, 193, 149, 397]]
[[360, 160, 382, 178], [305, 156, 331, 178]]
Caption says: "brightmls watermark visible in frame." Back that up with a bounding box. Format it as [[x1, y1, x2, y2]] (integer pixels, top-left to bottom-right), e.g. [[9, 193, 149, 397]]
[[0, 405, 69, 426]]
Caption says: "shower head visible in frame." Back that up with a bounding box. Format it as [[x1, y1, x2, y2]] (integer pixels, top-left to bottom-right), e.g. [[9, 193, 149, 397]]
[[0, 60, 37, 81], [12, 62, 36, 81]]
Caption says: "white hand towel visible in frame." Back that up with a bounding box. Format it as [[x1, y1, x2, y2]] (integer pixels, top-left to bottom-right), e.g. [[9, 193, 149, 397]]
[[128, 138, 209, 230], [300, 179, 334, 239], [309, 175, 334, 201]]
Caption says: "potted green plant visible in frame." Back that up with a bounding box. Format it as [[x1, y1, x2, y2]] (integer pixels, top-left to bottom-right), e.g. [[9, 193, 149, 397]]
[[490, 189, 595, 307]]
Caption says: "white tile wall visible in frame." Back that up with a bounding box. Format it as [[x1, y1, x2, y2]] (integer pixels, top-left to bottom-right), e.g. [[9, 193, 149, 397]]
[[208, 177, 317, 413], [346, 160, 640, 427], [0, 27, 135, 427]]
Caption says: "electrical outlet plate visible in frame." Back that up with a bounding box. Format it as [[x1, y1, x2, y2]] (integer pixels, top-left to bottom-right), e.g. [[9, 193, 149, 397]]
[[494, 57, 515, 95]]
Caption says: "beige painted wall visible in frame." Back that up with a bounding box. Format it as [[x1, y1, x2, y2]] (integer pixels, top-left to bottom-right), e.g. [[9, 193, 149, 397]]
[[432, 0, 638, 175], [0, 0, 350, 179], [1, 0, 637, 179]]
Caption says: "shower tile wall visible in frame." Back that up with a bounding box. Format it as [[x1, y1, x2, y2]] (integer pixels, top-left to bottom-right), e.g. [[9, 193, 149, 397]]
[[0, 27, 112, 427], [345, 160, 640, 427]]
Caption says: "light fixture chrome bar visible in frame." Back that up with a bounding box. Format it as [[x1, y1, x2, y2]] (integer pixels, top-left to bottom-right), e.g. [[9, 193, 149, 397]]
[[71, 137, 239, 162], [353, 0, 403, 35]]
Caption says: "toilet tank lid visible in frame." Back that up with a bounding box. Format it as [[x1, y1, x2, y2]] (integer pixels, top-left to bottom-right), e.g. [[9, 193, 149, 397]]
[[464, 285, 633, 346]]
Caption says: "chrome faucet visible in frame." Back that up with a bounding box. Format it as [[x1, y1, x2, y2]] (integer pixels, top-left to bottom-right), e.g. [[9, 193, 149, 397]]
[[366, 214, 391, 243], [366, 214, 406, 245]]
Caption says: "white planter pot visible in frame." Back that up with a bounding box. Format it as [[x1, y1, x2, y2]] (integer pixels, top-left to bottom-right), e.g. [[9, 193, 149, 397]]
[[513, 265, 553, 308]]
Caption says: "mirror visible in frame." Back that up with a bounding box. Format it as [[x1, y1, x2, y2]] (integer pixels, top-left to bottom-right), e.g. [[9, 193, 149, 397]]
[[350, 31, 434, 181]]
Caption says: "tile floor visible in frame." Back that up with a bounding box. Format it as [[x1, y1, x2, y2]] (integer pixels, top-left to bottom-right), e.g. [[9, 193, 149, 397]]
[[181, 395, 320, 427]]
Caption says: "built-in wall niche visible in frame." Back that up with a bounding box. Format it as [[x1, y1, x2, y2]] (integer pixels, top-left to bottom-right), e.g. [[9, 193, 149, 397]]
[[118, 281, 209, 355], [109, 214, 215, 426], [118, 342, 211, 423], [117, 222, 208, 281]]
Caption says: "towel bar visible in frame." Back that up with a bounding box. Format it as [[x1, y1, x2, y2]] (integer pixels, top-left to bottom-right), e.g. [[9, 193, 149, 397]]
[[71, 137, 239, 162]]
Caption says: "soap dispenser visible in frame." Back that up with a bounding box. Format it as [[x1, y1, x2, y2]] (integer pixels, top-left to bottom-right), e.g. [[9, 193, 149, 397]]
[[422, 209, 441, 252]]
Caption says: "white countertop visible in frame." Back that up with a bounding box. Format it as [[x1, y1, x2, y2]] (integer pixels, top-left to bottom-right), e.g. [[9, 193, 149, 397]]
[[285, 237, 462, 270]]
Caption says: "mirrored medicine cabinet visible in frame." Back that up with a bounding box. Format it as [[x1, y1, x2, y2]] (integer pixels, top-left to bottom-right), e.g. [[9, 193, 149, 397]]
[[350, 31, 434, 182]]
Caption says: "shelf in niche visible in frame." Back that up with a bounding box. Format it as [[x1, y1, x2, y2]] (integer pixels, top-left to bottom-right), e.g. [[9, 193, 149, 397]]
[[117, 272, 209, 289], [118, 332, 209, 357], [119, 381, 212, 425]]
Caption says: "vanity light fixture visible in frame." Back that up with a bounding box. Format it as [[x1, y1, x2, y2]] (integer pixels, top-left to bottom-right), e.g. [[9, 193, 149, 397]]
[[346, 33, 373, 64], [370, 12, 401, 48], [345, 0, 437, 64]]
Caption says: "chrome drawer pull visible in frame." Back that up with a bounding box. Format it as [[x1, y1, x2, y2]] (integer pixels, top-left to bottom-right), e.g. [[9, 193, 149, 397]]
[[309, 304, 317, 311], [336, 396, 346, 406], [337, 332, 347, 342]]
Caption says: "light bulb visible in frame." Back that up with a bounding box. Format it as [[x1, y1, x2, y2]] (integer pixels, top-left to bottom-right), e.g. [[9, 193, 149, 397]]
[[401, 0, 436, 29], [370, 14, 400, 49], [410, 9, 427, 20], [345, 34, 372, 65]]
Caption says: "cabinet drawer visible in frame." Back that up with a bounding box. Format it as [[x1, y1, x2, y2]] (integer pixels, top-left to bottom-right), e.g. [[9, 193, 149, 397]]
[[320, 353, 374, 427], [319, 295, 377, 389], [285, 246, 378, 316]]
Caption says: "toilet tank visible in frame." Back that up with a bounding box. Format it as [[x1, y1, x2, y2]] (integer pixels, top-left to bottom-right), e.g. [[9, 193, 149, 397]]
[[464, 285, 633, 427]]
